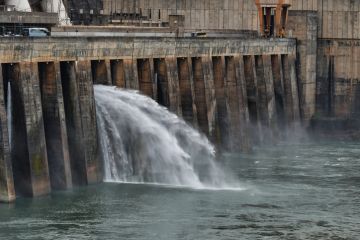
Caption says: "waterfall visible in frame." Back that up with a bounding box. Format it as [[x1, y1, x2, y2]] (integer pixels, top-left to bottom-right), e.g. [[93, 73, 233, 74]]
[[7, 82, 12, 152], [95, 85, 241, 189]]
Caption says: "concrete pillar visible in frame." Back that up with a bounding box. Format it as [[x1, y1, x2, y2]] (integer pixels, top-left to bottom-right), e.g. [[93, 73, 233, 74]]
[[225, 56, 252, 151], [287, 11, 318, 126], [201, 56, 217, 138], [0, 64, 15, 203], [60, 61, 100, 186], [39, 62, 72, 190], [165, 57, 182, 115], [91, 60, 112, 85], [289, 56, 301, 122], [255, 56, 269, 128], [75, 60, 101, 184], [282, 55, 301, 124], [192, 57, 209, 136], [11, 62, 50, 197], [137, 59, 154, 98], [110, 60, 125, 88], [177, 57, 198, 127], [260, 55, 277, 136], [124, 59, 139, 90], [243, 55, 262, 144], [212, 56, 230, 148], [154, 58, 170, 107], [60, 61, 86, 186], [234, 55, 251, 152], [271, 55, 286, 131], [282, 54, 301, 126]]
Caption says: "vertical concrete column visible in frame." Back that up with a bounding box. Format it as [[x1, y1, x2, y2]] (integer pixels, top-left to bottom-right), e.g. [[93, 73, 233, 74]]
[[124, 59, 139, 90], [177, 57, 198, 127], [282, 54, 301, 125], [271, 55, 286, 132], [201, 56, 217, 138], [212, 56, 229, 148], [263, 55, 277, 134], [254, 56, 269, 128], [137, 59, 154, 98], [60, 61, 87, 186], [0, 64, 15, 202], [225, 56, 241, 150], [39, 62, 72, 190], [244, 55, 262, 144], [75, 60, 101, 184], [287, 11, 318, 125], [154, 58, 170, 107], [91, 60, 112, 85], [289, 55, 301, 122], [165, 57, 182, 115], [110, 60, 125, 88], [234, 55, 251, 152], [11, 62, 50, 197], [192, 57, 209, 136]]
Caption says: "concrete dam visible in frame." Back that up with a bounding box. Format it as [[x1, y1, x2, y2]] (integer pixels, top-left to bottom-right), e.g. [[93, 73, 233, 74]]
[[1, 0, 360, 204], [0, 36, 299, 202]]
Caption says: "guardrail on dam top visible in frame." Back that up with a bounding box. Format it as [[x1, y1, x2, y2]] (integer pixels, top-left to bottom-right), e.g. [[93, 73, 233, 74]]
[[0, 36, 299, 202]]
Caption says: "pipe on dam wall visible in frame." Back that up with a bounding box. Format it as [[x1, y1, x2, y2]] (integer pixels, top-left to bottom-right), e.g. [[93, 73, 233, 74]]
[[0, 38, 299, 202]]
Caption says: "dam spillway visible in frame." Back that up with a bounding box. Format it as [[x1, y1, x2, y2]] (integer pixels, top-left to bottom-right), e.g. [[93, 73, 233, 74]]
[[0, 36, 300, 202]]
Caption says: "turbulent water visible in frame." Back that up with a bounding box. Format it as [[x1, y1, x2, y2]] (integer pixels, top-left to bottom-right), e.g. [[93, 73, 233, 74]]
[[95, 85, 238, 189], [1, 141, 359, 239]]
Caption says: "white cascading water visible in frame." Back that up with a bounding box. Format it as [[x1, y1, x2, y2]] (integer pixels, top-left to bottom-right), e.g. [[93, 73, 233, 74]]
[[7, 82, 12, 152], [95, 85, 241, 189]]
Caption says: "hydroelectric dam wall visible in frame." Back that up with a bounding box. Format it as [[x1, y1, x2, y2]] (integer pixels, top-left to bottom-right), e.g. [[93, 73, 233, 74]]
[[0, 36, 299, 202]]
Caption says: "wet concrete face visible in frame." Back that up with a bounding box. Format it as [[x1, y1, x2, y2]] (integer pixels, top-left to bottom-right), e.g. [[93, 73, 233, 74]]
[[137, 59, 154, 98], [91, 60, 112, 85], [271, 55, 286, 131], [0, 64, 15, 202], [111, 60, 125, 88], [39, 62, 72, 190], [177, 58, 197, 126], [192, 57, 209, 136], [9, 62, 50, 197], [60, 61, 87, 186], [75, 60, 101, 184], [154, 58, 170, 108], [213, 56, 230, 148], [244, 55, 262, 144]]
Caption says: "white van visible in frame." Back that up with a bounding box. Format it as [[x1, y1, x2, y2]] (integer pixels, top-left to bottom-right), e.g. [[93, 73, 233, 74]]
[[22, 28, 50, 37]]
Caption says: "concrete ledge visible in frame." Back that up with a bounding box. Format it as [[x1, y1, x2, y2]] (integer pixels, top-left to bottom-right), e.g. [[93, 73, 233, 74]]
[[0, 37, 296, 63]]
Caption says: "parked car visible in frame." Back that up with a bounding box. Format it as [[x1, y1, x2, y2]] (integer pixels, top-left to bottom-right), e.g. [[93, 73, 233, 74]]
[[22, 28, 50, 37]]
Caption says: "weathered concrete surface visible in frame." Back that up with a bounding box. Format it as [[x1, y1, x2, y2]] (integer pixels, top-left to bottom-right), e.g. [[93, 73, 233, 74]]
[[60, 61, 101, 186], [213, 56, 230, 148], [316, 40, 360, 120], [111, 60, 125, 88], [234, 55, 251, 151], [177, 57, 198, 127], [288, 10, 318, 126], [0, 64, 15, 203], [92, 60, 112, 85], [11, 62, 51, 197], [244, 55, 262, 144], [39, 62, 72, 190], [282, 54, 299, 127], [271, 54, 286, 134], [0, 37, 296, 63], [165, 57, 182, 116], [75, 60, 101, 184]]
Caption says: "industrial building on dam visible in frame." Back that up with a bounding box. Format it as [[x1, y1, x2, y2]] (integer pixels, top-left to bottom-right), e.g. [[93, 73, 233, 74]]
[[0, 0, 360, 202]]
